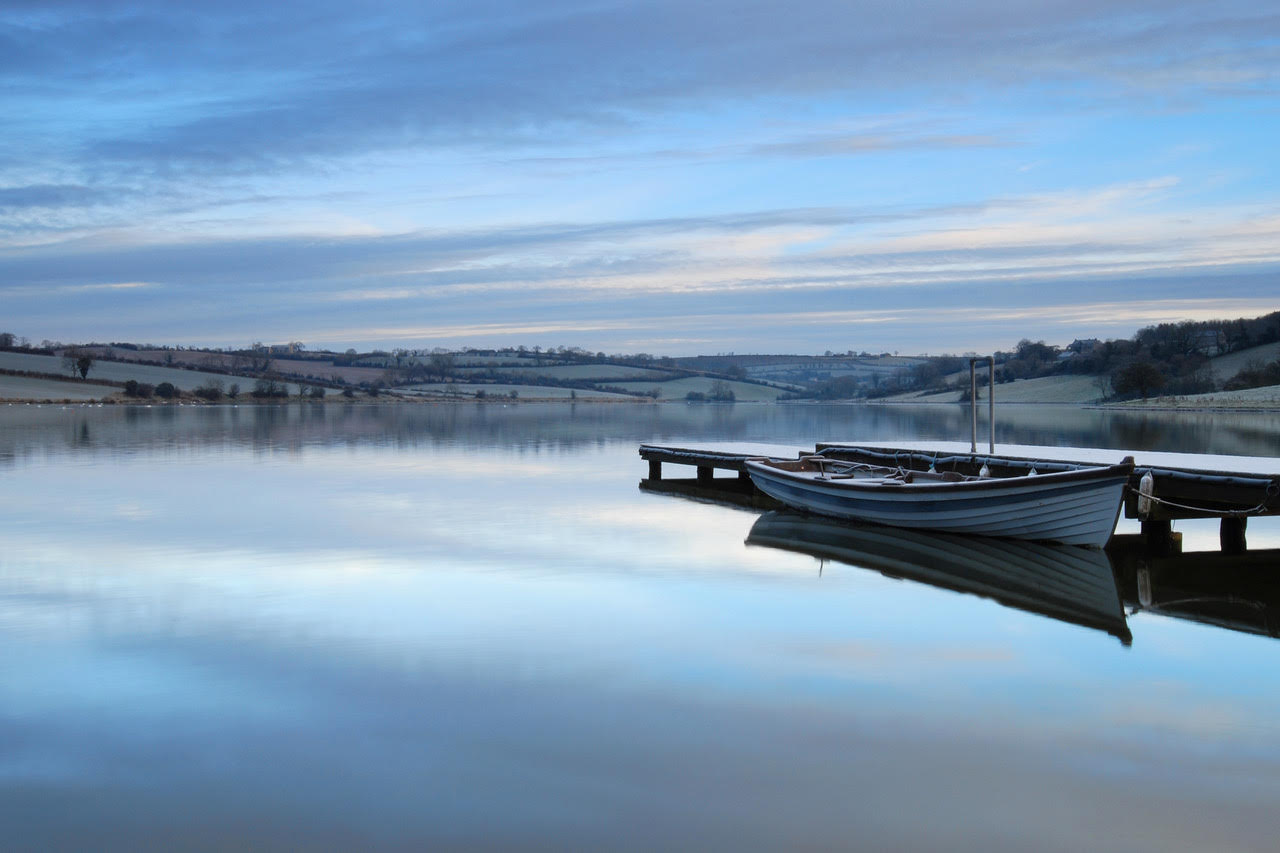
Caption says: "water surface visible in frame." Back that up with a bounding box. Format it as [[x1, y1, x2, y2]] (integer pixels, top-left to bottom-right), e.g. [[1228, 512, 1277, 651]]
[[2, 402, 1278, 851]]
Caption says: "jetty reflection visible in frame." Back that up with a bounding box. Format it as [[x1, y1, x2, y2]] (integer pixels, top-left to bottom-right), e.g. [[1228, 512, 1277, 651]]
[[1109, 537, 1280, 640], [747, 511, 1132, 645]]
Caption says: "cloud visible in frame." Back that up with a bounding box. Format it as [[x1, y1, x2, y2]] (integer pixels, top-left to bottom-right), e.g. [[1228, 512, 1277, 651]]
[[0, 203, 935, 288], [3, 179, 1277, 311], [5, 280, 154, 296], [750, 132, 1009, 158], [6, 1, 1277, 176], [0, 184, 118, 210]]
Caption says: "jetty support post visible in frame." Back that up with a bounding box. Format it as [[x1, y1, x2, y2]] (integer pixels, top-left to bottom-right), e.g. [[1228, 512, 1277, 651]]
[[1221, 517, 1248, 554], [697, 465, 713, 485], [648, 459, 662, 481], [1141, 519, 1179, 556]]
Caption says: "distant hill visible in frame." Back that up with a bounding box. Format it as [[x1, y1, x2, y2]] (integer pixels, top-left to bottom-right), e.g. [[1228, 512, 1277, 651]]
[[0, 351, 328, 402], [874, 340, 1280, 407], [2, 309, 1277, 405]]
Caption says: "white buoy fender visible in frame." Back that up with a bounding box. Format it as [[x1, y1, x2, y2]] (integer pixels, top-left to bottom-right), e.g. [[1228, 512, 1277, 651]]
[[1137, 470, 1155, 518]]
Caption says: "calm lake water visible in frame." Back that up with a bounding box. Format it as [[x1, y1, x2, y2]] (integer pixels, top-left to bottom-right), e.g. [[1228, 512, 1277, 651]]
[[2, 402, 1279, 851]]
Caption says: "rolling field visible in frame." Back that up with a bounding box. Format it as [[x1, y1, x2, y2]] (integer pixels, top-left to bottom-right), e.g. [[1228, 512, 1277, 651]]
[[93, 349, 376, 385], [452, 355, 553, 367], [1115, 384, 1280, 409], [884, 374, 1106, 404], [1207, 341, 1280, 382], [269, 358, 387, 384], [9, 340, 1274, 405], [455, 364, 672, 381], [0, 352, 326, 397], [404, 383, 636, 400], [613, 377, 785, 401], [0, 374, 115, 401]]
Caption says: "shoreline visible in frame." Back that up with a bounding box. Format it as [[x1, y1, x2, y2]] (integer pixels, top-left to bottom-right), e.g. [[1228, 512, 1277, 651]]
[[5, 396, 1279, 413]]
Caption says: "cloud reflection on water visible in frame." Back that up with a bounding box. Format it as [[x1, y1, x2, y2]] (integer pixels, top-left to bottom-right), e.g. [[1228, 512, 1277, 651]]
[[1, 404, 1279, 849]]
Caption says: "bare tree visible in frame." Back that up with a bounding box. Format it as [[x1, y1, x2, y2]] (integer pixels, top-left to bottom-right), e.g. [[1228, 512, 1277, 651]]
[[62, 348, 95, 379], [248, 342, 272, 373], [1113, 361, 1165, 401], [709, 380, 735, 402], [1093, 374, 1113, 400], [429, 352, 455, 379]]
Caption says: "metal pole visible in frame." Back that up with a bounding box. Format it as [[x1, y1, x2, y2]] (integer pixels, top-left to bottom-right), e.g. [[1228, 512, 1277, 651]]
[[969, 359, 977, 453], [988, 354, 995, 453]]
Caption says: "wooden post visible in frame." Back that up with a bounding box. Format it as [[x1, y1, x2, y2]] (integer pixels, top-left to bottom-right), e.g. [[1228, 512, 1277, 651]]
[[1142, 519, 1175, 556], [697, 466, 713, 485], [1221, 517, 1248, 554], [648, 459, 662, 481], [987, 354, 995, 453], [969, 360, 977, 453]]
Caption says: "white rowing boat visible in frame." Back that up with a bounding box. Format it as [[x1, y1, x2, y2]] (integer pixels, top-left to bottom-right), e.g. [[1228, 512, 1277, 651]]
[[744, 452, 1133, 548]]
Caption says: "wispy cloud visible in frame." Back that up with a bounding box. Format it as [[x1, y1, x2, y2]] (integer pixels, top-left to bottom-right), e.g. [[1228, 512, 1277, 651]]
[[7, 1, 1277, 174], [750, 133, 1009, 158], [0, 184, 120, 210], [4, 180, 1277, 304], [6, 280, 155, 296]]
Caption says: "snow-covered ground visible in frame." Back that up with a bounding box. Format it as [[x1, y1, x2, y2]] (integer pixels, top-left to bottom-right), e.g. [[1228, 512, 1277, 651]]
[[1118, 384, 1280, 409], [884, 374, 1105, 404], [0, 374, 111, 401]]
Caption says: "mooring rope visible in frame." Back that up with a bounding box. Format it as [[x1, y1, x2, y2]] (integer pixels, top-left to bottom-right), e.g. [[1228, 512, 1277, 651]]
[[811, 457, 911, 480], [1126, 485, 1271, 518]]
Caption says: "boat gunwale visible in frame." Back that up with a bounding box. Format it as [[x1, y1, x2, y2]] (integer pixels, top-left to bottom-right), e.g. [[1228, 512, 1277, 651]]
[[744, 457, 1134, 495]]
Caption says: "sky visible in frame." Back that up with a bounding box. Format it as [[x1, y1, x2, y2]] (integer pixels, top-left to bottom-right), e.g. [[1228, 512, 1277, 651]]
[[2, 0, 1278, 356]]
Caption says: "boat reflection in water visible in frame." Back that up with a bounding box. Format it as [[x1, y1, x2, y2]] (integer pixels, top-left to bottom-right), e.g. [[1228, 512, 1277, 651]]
[[746, 510, 1133, 645]]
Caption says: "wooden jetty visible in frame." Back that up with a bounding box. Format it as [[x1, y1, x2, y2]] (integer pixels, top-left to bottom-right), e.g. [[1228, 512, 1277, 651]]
[[638, 444, 787, 509], [639, 442, 1280, 552]]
